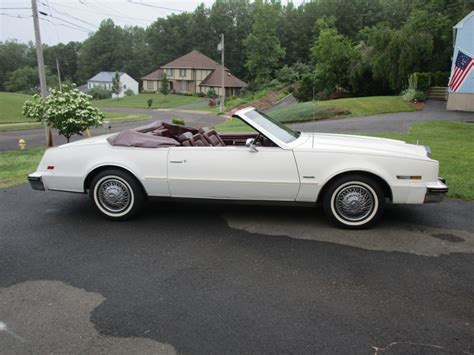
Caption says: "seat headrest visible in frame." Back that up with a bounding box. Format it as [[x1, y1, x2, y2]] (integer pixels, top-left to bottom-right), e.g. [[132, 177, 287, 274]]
[[178, 131, 193, 142]]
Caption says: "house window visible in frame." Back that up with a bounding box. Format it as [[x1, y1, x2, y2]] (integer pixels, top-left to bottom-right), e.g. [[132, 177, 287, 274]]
[[146, 80, 153, 90], [123, 84, 127, 89], [166, 69, 173, 77], [179, 69, 186, 77]]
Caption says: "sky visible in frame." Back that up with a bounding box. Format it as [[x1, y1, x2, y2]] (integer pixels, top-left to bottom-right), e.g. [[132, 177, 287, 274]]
[[0, 0, 304, 45]]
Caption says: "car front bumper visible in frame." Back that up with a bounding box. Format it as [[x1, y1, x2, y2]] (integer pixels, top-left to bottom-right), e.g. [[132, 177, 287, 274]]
[[28, 173, 45, 191], [424, 178, 448, 203]]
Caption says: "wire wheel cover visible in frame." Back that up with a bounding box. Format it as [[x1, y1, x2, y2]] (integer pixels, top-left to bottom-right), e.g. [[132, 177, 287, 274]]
[[97, 178, 131, 213], [334, 184, 375, 222]]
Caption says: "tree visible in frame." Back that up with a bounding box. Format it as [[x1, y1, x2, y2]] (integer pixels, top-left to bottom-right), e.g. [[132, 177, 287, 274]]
[[77, 19, 127, 83], [244, 0, 285, 84], [0, 40, 36, 91], [43, 41, 81, 83], [5, 66, 58, 94], [160, 73, 170, 102], [22, 85, 104, 143], [310, 19, 355, 96], [111, 71, 122, 98]]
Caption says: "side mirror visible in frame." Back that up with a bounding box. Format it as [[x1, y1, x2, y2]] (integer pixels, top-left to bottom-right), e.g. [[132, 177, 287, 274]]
[[245, 138, 258, 153]]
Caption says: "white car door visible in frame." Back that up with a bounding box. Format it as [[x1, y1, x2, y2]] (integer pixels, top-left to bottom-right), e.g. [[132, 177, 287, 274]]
[[167, 145, 300, 200]]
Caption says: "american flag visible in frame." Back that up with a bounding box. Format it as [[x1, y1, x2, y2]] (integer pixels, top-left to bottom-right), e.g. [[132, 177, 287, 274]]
[[448, 50, 474, 92]]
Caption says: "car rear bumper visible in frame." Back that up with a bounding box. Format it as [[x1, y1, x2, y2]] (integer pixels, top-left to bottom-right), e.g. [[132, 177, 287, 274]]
[[424, 178, 448, 203], [28, 173, 45, 191]]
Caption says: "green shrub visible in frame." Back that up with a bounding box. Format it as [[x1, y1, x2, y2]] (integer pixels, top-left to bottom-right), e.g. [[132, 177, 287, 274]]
[[412, 72, 431, 91], [207, 88, 217, 98], [88, 87, 112, 100], [147, 98, 153, 108], [402, 88, 426, 102], [172, 117, 185, 125], [431, 71, 449, 86], [124, 89, 135, 96]]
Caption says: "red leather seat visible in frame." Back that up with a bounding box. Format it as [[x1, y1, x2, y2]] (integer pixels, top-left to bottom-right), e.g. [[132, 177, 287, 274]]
[[178, 132, 210, 146], [199, 127, 225, 146]]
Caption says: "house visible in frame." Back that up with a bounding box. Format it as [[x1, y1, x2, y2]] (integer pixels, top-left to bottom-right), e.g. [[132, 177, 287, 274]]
[[447, 11, 474, 111], [87, 72, 139, 98], [141, 50, 247, 97]]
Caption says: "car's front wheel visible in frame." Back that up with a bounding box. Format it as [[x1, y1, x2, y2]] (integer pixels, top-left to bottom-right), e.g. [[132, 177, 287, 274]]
[[322, 174, 385, 229], [89, 169, 145, 220]]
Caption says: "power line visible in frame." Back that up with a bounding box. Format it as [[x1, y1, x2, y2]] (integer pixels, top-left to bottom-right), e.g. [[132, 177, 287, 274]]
[[126, 0, 185, 13], [0, 12, 32, 18], [40, 17, 91, 33], [39, 1, 98, 30], [0, 7, 31, 10], [79, 0, 148, 23], [39, 11, 93, 32]]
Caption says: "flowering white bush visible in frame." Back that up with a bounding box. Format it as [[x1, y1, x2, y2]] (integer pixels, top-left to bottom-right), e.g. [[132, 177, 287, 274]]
[[23, 85, 105, 142]]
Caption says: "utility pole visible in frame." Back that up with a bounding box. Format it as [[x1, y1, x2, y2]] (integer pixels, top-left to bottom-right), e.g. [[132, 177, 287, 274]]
[[56, 57, 62, 91], [220, 33, 225, 114], [31, 0, 53, 147]]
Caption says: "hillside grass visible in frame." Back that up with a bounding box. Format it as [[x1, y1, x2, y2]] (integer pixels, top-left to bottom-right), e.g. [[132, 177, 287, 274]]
[[318, 96, 415, 116], [0, 92, 31, 123], [215, 96, 415, 132], [94, 93, 204, 109]]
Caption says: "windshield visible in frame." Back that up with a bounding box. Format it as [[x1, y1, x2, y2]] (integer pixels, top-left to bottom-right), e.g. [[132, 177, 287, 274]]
[[242, 110, 300, 144]]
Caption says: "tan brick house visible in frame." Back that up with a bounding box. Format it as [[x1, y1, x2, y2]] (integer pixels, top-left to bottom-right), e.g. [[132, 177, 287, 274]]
[[141, 50, 247, 97]]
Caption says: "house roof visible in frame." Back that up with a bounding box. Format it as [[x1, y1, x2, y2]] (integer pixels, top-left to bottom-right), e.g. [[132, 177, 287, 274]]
[[454, 11, 474, 29], [200, 66, 247, 88], [161, 50, 228, 70], [141, 68, 164, 80], [88, 71, 123, 83], [141, 50, 247, 88]]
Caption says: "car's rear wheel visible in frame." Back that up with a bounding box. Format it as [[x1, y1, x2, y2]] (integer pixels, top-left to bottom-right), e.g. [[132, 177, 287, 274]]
[[322, 174, 385, 229], [89, 169, 145, 220]]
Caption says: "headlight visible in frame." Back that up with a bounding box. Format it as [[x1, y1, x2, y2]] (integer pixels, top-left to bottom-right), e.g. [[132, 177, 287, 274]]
[[424, 145, 432, 158]]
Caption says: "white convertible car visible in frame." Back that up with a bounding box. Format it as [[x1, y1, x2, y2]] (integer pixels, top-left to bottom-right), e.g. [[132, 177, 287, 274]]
[[28, 107, 448, 229]]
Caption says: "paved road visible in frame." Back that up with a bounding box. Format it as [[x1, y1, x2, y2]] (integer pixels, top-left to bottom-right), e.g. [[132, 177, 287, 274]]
[[0, 184, 473, 353], [0, 108, 224, 151], [292, 100, 474, 133]]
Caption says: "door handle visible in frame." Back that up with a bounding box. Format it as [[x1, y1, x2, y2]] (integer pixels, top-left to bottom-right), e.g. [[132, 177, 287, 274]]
[[169, 160, 183, 163]]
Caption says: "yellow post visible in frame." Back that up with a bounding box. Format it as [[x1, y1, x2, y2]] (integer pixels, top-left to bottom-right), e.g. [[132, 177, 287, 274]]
[[85, 128, 91, 138], [18, 138, 26, 150]]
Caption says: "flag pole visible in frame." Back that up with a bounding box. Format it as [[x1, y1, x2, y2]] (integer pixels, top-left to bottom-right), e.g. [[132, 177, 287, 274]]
[[220, 34, 225, 114]]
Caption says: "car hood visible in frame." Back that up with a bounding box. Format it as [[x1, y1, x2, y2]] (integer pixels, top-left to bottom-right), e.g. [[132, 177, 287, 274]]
[[294, 132, 428, 158]]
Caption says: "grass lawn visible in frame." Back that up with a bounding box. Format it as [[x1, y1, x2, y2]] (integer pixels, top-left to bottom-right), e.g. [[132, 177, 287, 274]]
[[215, 96, 415, 132], [369, 121, 474, 200], [0, 147, 45, 188], [318, 96, 415, 116], [94, 93, 204, 109], [0, 92, 31, 123]]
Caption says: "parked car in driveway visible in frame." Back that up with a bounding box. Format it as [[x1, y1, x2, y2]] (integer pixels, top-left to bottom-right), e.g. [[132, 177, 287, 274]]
[[28, 107, 448, 229]]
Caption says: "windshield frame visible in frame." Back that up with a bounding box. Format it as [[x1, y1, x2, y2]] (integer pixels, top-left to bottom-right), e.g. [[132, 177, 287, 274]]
[[232, 107, 301, 149]]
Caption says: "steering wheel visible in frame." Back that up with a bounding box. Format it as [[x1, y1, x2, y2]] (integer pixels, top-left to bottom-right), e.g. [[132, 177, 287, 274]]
[[254, 133, 262, 145]]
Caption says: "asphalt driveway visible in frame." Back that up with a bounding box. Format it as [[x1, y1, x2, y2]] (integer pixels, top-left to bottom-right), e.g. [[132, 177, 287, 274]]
[[1, 184, 473, 353]]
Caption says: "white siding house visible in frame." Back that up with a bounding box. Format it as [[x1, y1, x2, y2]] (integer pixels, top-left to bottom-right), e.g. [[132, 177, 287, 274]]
[[87, 72, 139, 98], [447, 11, 474, 111]]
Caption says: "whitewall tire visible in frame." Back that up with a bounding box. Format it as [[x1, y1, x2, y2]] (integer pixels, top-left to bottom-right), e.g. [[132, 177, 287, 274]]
[[323, 175, 385, 229], [89, 169, 145, 220]]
